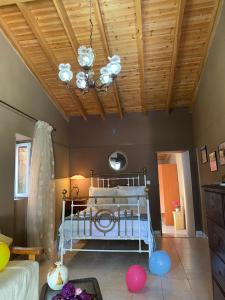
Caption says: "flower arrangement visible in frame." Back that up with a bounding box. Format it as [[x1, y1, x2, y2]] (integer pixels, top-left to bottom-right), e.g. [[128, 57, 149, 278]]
[[52, 282, 96, 300], [172, 200, 180, 211]]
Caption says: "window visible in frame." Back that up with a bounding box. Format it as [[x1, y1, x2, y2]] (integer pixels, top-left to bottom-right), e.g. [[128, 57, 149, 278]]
[[14, 142, 31, 198]]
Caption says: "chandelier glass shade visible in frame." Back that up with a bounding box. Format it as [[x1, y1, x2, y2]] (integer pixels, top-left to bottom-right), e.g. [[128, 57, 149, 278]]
[[58, 0, 121, 93], [58, 47, 121, 93]]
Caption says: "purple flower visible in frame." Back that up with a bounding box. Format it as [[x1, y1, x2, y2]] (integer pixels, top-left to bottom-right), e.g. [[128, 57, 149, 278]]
[[75, 288, 82, 296], [51, 283, 95, 300], [78, 291, 95, 300], [61, 282, 76, 299]]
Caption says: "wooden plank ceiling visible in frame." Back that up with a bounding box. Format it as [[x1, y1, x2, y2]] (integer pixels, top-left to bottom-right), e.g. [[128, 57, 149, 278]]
[[0, 0, 222, 120]]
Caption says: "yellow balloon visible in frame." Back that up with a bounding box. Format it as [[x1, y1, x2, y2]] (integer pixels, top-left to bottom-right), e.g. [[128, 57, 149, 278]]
[[0, 242, 10, 271]]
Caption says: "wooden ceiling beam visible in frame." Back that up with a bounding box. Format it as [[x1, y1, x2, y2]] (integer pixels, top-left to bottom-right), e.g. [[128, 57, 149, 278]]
[[17, 2, 87, 120], [17, 3, 56, 70], [53, 0, 105, 120], [134, 0, 145, 112], [92, 89, 106, 120], [93, 0, 123, 119], [167, 0, 186, 110], [52, 0, 79, 55], [0, 16, 69, 121], [0, 0, 35, 7], [189, 0, 223, 109]]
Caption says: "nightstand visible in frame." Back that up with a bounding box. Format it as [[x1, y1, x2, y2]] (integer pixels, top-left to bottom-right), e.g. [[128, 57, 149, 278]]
[[172, 210, 185, 230]]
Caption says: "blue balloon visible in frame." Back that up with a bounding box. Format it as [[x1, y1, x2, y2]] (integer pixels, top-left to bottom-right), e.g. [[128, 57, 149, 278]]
[[149, 250, 171, 276]]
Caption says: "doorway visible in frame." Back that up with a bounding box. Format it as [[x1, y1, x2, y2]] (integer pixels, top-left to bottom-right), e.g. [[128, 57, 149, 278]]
[[157, 151, 195, 237]]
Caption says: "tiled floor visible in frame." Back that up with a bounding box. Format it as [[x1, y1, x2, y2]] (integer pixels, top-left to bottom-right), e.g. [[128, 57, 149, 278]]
[[162, 224, 187, 237], [39, 237, 212, 300]]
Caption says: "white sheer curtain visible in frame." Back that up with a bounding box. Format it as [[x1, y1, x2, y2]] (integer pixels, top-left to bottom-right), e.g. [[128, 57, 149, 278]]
[[27, 121, 55, 258]]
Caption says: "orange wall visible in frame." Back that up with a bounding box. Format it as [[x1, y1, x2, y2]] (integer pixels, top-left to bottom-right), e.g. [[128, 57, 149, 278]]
[[158, 164, 180, 225]]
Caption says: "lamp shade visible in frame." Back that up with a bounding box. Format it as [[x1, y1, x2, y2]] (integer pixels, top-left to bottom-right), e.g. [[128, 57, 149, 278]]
[[77, 46, 94, 68], [107, 61, 121, 76], [58, 63, 73, 82], [70, 174, 86, 180], [107, 55, 121, 75]]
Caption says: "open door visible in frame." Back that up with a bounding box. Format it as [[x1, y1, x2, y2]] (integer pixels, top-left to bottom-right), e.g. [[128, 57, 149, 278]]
[[158, 164, 180, 226], [157, 151, 195, 237]]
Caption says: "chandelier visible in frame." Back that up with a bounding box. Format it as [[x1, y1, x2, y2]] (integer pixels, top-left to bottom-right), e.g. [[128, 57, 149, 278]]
[[58, 0, 121, 93]]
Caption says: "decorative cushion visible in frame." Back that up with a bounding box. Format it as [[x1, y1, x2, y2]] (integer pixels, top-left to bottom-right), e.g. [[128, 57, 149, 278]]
[[88, 187, 118, 210], [0, 233, 13, 247], [88, 186, 148, 214], [117, 186, 147, 214]]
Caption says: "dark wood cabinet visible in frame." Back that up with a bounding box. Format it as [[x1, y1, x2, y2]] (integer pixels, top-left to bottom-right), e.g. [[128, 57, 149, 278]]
[[213, 280, 225, 300], [204, 185, 225, 300]]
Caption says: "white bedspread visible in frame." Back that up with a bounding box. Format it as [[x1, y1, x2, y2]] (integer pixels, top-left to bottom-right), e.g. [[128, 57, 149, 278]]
[[58, 216, 154, 252], [0, 260, 39, 300], [58, 186, 155, 254]]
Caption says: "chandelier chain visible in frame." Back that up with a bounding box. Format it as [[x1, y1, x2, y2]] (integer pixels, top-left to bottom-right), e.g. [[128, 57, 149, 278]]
[[89, 0, 93, 48]]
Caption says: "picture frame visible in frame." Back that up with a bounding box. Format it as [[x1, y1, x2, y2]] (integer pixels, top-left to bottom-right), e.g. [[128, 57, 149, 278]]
[[209, 151, 218, 172], [200, 145, 208, 164], [218, 141, 225, 166]]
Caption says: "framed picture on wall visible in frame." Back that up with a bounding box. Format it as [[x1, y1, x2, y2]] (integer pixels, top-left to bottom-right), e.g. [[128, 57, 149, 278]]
[[218, 141, 225, 166], [200, 145, 208, 164], [209, 151, 218, 172]]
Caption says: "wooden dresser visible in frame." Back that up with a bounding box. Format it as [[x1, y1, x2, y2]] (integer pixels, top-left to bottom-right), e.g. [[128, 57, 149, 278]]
[[204, 185, 225, 300]]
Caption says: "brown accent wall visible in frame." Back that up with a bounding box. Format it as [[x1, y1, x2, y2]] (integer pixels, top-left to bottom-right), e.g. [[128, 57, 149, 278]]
[[69, 110, 201, 231], [192, 3, 225, 233], [0, 32, 70, 245]]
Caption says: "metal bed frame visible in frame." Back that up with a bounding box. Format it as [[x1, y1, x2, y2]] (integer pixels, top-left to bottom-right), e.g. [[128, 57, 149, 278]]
[[59, 168, 154, 268]]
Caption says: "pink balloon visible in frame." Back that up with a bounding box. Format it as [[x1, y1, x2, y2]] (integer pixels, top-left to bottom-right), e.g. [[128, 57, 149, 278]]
[[126, 265, 147, 293]]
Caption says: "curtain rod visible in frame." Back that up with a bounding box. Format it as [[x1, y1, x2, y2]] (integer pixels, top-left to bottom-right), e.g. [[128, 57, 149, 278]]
[[0, 99, 56, 131]]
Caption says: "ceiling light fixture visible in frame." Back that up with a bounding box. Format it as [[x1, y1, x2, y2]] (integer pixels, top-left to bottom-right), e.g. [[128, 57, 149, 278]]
[[58, 0, 121, 93]]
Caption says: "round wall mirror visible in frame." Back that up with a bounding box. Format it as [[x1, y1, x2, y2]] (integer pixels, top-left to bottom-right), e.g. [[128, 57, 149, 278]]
[[108, 151, 128, 171]]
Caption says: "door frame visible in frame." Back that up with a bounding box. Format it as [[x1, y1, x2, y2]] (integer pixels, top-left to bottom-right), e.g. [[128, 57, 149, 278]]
[[156, 150, 196, 237]]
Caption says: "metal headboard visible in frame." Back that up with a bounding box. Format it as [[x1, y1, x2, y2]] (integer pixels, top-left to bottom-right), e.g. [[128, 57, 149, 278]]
[[90, 167, 147, 188]]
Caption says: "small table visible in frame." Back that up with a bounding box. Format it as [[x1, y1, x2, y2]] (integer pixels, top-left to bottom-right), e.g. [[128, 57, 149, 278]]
[[40, 277, 103, 300], [172, 210, 185, 230]]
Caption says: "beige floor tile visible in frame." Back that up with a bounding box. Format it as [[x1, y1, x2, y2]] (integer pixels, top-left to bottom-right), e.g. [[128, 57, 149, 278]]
[[180, 256, 210, 269], [188, 279, 213, 300], [185, 268, 212, 281], [163, 290, 197, 300], [146, 275, 162, 291], [101, 284, 133, 300], [131, 287, 163, 300], [164, 264, 187, 279], [38, 237, 212, 299], [161, 278, 191, 292]]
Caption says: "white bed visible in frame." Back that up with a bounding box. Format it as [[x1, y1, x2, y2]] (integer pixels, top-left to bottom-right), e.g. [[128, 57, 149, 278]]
[[59, 209, 151, 249], [58, 170, 155, 269]]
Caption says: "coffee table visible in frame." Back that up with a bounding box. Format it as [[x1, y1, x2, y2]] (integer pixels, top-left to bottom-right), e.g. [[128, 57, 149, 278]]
[[40, 277, 103, 300]]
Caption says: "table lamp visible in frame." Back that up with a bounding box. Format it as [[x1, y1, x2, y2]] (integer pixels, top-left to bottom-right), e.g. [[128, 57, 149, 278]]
[[70, 174, 85, 198]]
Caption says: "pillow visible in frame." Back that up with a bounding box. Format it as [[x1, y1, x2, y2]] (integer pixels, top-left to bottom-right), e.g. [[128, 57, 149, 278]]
[[88, 187, 118, 209], [117, 186, 147, 213], [0, 233, 13, 247]]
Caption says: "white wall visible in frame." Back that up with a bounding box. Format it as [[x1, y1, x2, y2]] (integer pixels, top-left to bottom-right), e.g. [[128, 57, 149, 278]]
[[175, 152, 195, 236]]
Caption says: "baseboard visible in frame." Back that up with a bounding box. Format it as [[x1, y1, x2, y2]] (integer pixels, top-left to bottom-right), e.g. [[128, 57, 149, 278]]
[[154, 230, 208, 238], [154, 230, 162, 236], [196, 231, 208, 238]]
